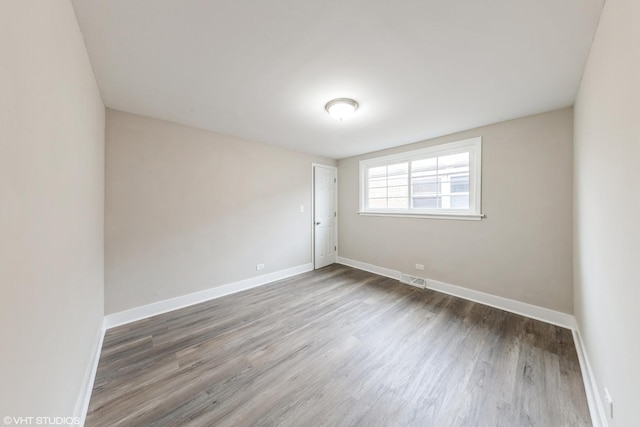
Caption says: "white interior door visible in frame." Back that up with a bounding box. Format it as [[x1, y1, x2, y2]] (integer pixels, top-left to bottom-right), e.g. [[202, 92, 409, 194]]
[[314, 165, 337, 269]]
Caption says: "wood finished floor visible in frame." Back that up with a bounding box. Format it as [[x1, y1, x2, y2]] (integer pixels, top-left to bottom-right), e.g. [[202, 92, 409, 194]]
[[87, 265, 591, 426]]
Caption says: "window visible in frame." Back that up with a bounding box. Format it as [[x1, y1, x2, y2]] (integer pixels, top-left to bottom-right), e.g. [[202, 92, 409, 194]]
[[359, 137, 482, 220]]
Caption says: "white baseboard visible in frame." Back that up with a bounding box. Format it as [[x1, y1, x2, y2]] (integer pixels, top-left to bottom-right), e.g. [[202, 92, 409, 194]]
[[73, 321, 105, 426], [104, 263, 313, 329], [425, 277, 577, 330], [337, 257, 575, 329], [336, 256, 401, 280], [572, 329, 608, 427]]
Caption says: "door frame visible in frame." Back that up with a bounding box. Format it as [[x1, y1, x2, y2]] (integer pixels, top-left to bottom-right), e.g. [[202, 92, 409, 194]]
[[311, 164, 338, 269]]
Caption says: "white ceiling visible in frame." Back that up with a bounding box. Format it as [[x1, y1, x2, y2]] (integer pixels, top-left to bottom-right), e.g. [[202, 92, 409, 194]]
[[71, 0, 603, 159]]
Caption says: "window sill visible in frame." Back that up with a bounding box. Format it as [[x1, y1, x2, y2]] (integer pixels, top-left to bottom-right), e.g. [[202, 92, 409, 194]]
[[357, 211, 485, 221]]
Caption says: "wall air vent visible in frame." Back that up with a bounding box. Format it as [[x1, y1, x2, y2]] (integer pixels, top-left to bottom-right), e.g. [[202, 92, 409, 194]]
[[400, 274, 426, 289]]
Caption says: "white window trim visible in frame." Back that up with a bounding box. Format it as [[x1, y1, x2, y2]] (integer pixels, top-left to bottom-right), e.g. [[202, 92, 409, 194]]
[[358, 137, 483, 220]]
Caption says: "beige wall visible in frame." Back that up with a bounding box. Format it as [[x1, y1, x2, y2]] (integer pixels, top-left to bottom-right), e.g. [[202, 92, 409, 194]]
[[338, 108, 574, 313], [574, 0, 640, 424], [105, 109, 335, 314], [0, 0, 105, 419]]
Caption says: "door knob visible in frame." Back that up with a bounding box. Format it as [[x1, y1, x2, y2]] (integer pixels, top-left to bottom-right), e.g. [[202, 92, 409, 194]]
[[315, 221, 321, 225]]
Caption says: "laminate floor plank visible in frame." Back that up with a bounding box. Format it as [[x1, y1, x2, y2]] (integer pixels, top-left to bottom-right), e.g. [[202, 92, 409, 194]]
[[86, 265, 591, 426]]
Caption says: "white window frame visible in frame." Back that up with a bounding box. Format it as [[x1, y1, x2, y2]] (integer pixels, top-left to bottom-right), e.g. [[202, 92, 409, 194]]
[[358, 137, 483, 220]]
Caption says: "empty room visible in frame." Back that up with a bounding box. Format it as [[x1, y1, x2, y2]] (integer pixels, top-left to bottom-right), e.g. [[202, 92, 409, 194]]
[[1, 0, 638, 426]]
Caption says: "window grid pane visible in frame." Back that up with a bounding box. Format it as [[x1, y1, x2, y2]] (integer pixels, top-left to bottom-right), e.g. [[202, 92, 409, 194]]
[[361, 138, 480, 216], [366, 163, 408, 209], [410, 152, 470, 210], [450, 175, 470, 193]]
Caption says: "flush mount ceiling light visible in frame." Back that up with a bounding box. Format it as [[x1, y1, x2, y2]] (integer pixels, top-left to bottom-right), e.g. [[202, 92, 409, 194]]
[[325, 98, 359, 121]]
